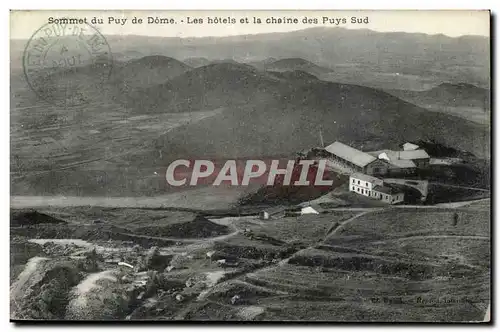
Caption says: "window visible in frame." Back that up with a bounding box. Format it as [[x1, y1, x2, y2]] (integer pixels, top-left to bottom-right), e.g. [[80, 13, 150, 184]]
[[352, 186, 355, 191], [373, 167, 380, 173], [358, 180, 360, 185], [352, 179, 355, 183]]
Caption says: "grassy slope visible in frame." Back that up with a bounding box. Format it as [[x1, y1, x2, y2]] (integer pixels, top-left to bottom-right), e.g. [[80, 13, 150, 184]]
[[201, 204, 490, 322], [10, 201, 490, 321]]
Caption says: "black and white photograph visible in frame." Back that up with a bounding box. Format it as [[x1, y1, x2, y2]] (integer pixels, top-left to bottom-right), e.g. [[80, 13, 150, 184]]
[[9, 9, 491, 322]]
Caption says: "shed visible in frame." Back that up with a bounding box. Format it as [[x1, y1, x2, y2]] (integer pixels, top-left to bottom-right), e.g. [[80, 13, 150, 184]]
[[402, 142, 420, 151], [259, 206, 286, 220], [372, 184, 405, 204], [301, 206, 320, 215], [299, 204, 326, 215]]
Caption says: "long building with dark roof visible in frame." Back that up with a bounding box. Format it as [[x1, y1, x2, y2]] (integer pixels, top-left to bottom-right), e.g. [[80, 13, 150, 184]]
[[325, 141, 389, 175]]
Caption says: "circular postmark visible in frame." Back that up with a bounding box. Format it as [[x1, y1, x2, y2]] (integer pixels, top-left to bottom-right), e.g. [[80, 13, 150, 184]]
[[23, 20, 113, 106]]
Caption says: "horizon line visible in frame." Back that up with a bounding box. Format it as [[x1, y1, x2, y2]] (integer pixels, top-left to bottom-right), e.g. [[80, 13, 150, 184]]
[[9, 26, 490, 41]]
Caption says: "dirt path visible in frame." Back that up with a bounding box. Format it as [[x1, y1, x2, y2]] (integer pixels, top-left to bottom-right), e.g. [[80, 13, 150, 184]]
[[188, 199, 489, 306], [392, 198, 490, 209], [191, 208, 385, 307], [327, 210, 379, 236], [11, 195, 490, 211], [434, 198, 491, 208], [10, 191, 240, 210], [386, 235, 490, 241], [431, 183, 490, 192], [113, 229, 240, 245]]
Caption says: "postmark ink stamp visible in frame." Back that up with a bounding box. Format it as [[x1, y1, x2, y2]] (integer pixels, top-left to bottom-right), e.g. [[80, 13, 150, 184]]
[[23, 20, 113, 106]]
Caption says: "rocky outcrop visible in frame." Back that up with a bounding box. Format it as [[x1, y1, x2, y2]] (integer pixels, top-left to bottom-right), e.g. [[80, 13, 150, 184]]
[[10, 257, 81, 320]]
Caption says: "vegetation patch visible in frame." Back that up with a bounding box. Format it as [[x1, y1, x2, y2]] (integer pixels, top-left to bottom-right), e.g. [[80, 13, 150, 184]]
[[11, 210, 67, 227]]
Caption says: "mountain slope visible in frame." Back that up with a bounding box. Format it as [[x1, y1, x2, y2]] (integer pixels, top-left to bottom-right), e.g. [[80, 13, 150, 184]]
[[264, 58, 333, 76], [123, 62, 285, 112], [386, 82, 490, 125], [10, 67, 490, 197], [183, 57, 211, 68], [125, 78, 489, 174], [388, 83, 490, 110], [27, 62, 113, 106], [111, 55, 191, 92]]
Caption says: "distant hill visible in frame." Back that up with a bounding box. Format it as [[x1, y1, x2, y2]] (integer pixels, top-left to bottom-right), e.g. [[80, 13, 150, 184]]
[[268, 70, 319, 82], [264, 58, 333, 76], [27, 62, 113, 106], [385, 82, 490, 125], [123, 62, 284, 112], [23, 55, 192, 107], [11, 27, 490, 88], [388, 83, 490, 110], [183, 57, 211, 68], [111, 55, 191, 92], [209, 59, 243, 65], [120, 64, 490, 173], [245, 57, 279, 70]]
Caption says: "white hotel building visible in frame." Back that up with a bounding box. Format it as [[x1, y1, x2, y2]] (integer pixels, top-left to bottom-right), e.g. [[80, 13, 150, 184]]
[[349, 172, 384, 198], [349, 172, 405, 204]]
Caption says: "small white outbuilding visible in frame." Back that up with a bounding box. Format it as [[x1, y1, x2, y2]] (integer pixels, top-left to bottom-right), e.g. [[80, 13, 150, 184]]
[[402, 142, 420, 151], [301, 206, 320, 215]]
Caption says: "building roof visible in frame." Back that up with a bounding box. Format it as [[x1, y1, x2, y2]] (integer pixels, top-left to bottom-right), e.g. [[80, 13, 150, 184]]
[[325, 141, 376, 168], [367, 149, 426, 165], [350, 172, 384, 185], [373, 184, 404, 195], [387, 158, 416, 169], [301, 206, 320, 214], [403, 142, 420, 151], [301, 204, 326, 214], [367, 149, 395, 159], [398, 150, 430, 160], [262, 206, 286, 215]]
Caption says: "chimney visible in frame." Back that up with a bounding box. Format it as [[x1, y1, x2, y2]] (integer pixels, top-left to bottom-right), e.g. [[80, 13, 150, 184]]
[[319, 127, 325, 148]]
